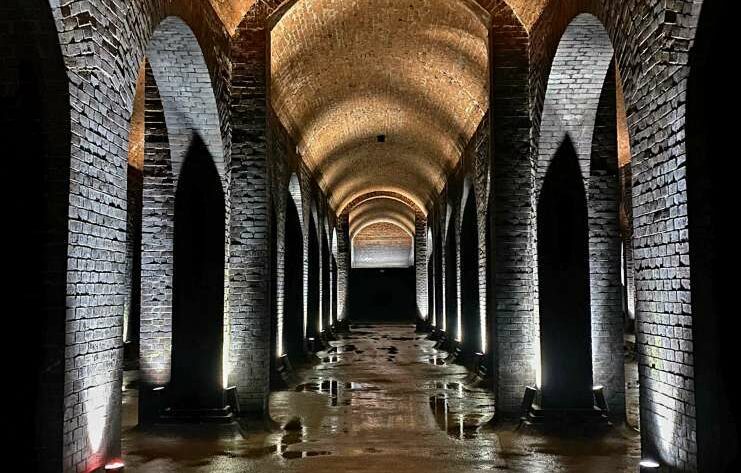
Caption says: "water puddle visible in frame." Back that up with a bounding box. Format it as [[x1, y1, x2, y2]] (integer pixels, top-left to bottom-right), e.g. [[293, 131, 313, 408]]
[[428, 382, 496, 440]]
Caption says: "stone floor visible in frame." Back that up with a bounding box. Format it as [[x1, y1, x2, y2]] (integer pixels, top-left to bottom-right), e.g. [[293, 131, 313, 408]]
[[122, 324, 641, 472]]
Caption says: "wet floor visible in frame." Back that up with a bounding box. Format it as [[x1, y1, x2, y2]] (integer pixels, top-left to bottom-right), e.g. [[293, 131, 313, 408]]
[[122, 324, 640, 472]]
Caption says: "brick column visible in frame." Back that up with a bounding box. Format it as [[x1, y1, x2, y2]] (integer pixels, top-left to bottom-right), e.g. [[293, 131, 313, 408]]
[[336, 215, 350, 321], [227, 5, 273, 412], [139, 63, 175, 389], [488, 9, 534, 415], [588, 64, 624, 416], [414, 214, 428, 320]]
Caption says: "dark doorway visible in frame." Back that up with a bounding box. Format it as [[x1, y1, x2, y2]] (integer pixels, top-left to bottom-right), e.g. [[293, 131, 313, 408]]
[[5, 0, 70, 469], [321, 226, 331, 332], [445, 221, 458, 341], [460, 193, 480, 354], [688, 1, 738, 470], [284, 197, 304, 359], [349, 268, 416, 323], [537, 136, 593, 409], [170, 135, 225, 410], [307, 214, 321, 339]]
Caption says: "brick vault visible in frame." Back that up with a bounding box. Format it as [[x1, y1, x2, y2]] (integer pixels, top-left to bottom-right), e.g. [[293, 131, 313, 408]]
[[2, 0, 734, 472]]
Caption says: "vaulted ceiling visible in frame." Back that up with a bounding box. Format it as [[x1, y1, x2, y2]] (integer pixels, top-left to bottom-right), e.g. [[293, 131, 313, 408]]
[[270, 0, 490, 217], [213, 0, 550, 266]]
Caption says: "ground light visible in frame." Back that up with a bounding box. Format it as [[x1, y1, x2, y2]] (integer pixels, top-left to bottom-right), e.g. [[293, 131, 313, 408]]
[[639, 459, 660, 471], [593, 385, 608, 411], [104, 459, 125, 472]]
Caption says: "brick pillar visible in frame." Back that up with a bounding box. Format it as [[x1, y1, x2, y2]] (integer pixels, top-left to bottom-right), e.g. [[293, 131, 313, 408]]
[[336, 215, 350, 321], [414, 215, 428, 320], [488, 11, 534, 415], [589, 64, 625, 417], [139, 63, 175, 389], [227, 6, 272, 412]]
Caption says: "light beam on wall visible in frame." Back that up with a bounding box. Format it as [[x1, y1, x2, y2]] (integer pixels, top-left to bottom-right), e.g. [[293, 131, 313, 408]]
[[84, 383, 113, 459]]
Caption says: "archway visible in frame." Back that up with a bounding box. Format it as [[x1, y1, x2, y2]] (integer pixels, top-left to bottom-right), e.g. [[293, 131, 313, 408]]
[[444, 217, 458, 342], [460, 188, 480, 354], [687, 1, 737, 470], [537, 136, 593, 409], [170, 135, 225, 410], [126, 16, 227, 424], [4, 0, 70, 468], [284, 188, 305, 360], [307, 211, 321, 340], [535, 13, 629, 417]]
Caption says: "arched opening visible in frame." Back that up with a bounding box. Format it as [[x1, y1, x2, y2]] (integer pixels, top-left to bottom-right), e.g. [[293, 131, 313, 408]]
[[460, 190, 480, 354], [4, 0, 70, 468], [537, 136, 593, 409], [444, 218, 458, 342], [687, 1, 737, 470], [284, 192, 305, 361], [535, 13, 631, 419], [125, 16, 227, 427], [348, 222, 416, 323], [170, 135, 225, 410], [321, 224, 331, 333], [307, 212, 321, 340]]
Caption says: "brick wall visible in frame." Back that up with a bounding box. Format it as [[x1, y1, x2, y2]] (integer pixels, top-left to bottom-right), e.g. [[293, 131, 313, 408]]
[[529, 1, 706, 470]]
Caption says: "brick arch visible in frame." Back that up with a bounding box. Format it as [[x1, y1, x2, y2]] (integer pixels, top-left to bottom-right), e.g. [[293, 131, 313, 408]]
[[349, 197, 417, 238], [528, 4, 711, 467], [341, 191, 424, 219], [535, 13, 614, 186], [533, 12, 627, 418], [135, 15, 230, 422], [269, 0, 490, 216], [146, 16, 226, 184], [52, 1, 232, 470]]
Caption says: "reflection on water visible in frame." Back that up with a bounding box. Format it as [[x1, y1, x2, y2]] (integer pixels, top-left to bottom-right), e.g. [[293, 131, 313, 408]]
[[122, 324, 640, 472]]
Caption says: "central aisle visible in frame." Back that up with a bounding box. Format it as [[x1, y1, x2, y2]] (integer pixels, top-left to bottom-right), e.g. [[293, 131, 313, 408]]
[[123, 324, 640, 472]]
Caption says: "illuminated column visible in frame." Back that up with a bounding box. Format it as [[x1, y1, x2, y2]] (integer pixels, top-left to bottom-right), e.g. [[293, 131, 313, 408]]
[[414, 214, 428, 320]]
